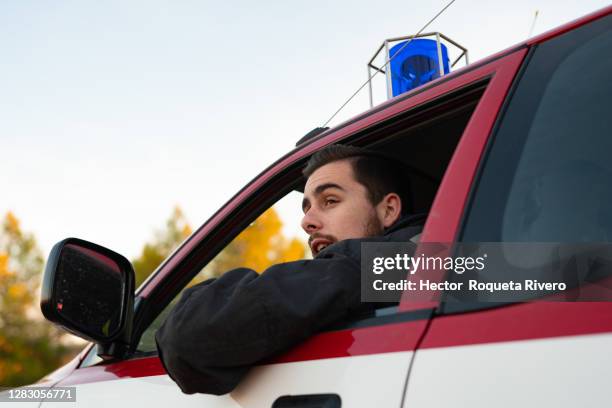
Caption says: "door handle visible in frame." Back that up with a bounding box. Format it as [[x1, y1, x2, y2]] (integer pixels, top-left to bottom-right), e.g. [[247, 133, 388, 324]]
[[272, 394, 341, 407]]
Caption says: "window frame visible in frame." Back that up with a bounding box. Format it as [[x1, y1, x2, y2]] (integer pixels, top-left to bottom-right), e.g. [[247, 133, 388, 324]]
[[396, 48, 529, 313]]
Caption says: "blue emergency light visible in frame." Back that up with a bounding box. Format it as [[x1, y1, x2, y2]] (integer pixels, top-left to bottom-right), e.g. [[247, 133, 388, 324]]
[[367, 33, 467, 107], [389, 39, 450, 96]]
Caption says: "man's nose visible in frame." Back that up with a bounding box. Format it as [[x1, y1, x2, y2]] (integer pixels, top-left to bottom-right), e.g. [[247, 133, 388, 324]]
[[301, 209, 322, 234]]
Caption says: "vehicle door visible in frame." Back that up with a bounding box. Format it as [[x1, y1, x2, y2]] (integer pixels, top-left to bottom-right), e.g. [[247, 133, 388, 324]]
[[404, 11, 612, 408]]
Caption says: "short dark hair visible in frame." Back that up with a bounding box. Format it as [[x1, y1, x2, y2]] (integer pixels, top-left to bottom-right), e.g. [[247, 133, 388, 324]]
[[302, 145, 413, 215]]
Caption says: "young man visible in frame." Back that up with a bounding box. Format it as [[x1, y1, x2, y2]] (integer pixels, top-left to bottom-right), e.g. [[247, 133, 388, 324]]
[[155, 145, 424, 395], [301, 145, 415, 256]]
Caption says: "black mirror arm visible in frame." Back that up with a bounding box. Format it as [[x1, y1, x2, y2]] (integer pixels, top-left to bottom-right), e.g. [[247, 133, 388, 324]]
[[96, 292, 135, 360]]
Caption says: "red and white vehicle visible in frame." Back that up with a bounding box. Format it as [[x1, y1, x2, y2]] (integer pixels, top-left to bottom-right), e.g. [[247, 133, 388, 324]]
[[11, 6, 612, 407]]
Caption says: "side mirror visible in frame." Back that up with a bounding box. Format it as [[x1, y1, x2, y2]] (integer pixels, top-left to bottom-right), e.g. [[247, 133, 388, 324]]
[[41, 238, 135, 347]]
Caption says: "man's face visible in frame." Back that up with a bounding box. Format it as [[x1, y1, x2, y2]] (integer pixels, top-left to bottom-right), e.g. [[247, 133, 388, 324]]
[[301, 160, 384, 256]]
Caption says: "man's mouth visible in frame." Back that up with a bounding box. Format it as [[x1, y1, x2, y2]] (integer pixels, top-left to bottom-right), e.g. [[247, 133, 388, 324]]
[[310, 237, 334, 255]]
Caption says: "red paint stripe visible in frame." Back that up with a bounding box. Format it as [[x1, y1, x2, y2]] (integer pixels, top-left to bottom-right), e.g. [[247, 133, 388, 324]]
[[61, 301, 612, 386], [59, 320, 427, 386], [269, 319, 428, 364], [421, 302, 612, 349], [59, 356, 166, 386]]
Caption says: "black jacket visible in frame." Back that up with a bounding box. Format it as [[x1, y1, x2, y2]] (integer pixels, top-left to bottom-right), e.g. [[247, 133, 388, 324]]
[[155, 215, 424, 395]]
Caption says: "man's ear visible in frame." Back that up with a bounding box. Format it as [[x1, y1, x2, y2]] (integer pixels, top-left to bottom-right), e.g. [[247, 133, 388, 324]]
[[376, 193, 402, 228]]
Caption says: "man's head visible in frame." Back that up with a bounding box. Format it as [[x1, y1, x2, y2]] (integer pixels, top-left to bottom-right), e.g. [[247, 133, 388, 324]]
[[301, 145, 412, 256]]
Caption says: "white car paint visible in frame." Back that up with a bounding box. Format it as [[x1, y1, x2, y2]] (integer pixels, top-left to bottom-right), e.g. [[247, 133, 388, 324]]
[[404, 333, 612, 408], [41, 351, 413, 408]]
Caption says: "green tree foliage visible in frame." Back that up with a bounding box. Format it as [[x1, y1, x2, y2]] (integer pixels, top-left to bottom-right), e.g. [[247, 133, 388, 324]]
[[0, 212, 78, 387], [132, 206, 192, 287]]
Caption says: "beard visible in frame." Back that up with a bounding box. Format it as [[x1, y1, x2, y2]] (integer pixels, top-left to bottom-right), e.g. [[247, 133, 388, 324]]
[[308, 209, 386, 256], [364, 210, 385, 237]]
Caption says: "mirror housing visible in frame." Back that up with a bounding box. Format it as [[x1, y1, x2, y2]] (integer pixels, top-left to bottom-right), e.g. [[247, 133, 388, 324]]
[[41, 238, 135, 356]]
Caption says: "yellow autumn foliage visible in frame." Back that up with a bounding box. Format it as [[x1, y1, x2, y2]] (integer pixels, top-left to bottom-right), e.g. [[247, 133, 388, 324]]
[[7, 282, 28, 301], [0, 252, 11, 281], [208, 207, 307, 276], [0, 212, 78, 388], [137, 205, 308, 288], [5, 211, 20, 235]]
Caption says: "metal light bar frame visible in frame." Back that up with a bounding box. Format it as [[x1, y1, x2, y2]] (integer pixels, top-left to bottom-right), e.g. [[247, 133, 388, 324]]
[[367, 32, 469, 108]]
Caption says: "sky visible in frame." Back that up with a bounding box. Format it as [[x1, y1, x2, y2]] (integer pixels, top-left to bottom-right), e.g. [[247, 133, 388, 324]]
[[1, 0, 610, 260]]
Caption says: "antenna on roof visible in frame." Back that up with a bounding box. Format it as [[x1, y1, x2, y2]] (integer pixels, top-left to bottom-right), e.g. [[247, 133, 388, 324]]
[[320, 0, 458, 128], [528, 10, 540, 38]]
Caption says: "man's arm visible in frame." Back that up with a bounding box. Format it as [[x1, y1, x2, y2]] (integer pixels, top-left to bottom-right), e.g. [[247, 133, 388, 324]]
[[155, 248, 366, 395]]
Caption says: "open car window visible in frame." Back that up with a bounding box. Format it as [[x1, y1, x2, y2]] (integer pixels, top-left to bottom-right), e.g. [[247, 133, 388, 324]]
[[136, 192, 308, 354], [130, 81, 490, 357]]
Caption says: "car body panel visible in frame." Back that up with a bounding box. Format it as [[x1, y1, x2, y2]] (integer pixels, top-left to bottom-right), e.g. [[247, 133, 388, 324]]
[[404, 332, 612, 408]]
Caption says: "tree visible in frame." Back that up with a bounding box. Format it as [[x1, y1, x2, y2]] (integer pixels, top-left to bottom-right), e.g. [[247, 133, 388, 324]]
[[132, 206, 192, 287], [0, 212, 77, 388], [133, 206, 307, 288], [201, 207, 307, 281]]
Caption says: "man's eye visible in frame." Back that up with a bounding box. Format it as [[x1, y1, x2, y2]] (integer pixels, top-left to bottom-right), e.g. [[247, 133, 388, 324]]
[[324, 198, 338, 206]]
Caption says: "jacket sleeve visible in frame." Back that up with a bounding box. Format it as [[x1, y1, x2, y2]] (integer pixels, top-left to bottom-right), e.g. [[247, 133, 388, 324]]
[[154, 245, 368, 395]]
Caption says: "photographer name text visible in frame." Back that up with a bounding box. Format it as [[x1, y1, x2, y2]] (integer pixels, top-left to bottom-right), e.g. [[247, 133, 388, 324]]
[[372, 279, 567, 292]]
